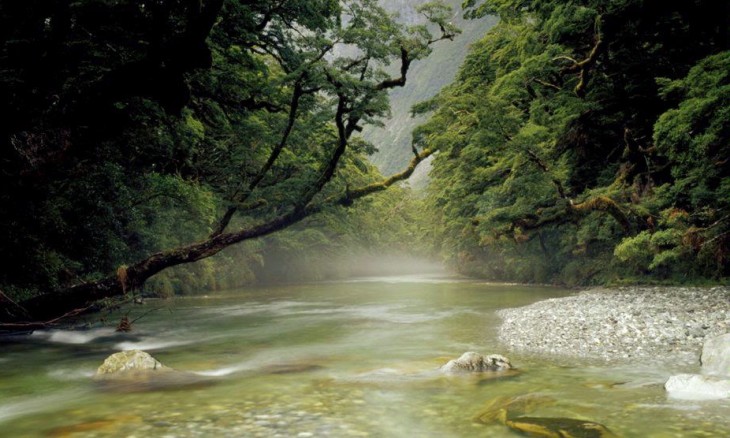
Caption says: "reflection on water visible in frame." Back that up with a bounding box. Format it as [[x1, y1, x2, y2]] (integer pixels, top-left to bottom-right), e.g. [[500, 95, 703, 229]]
[[1, 277, 729, 437]]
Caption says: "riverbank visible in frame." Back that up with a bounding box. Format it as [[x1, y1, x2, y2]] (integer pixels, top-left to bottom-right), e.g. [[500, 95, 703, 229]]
[[498, 286, 730, 364]]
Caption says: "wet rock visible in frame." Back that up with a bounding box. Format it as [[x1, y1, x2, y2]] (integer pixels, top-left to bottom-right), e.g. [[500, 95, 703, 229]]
[[96, 350, 167, 375], [665, 374, 730, 400], [504, 416, 617, 438], [440, 352, 512, 373], [94, 350, 214, 392], [665, 333, 730, 400], [473, 394, 555, 424], [473, 393, 616, 437], [264, 363, 324, 375], [701, 333, 730, 376]]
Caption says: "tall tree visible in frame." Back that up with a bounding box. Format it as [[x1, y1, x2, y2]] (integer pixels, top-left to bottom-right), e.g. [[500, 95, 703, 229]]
[[0, 0, 457, 327], [421, 0, 729, 283]]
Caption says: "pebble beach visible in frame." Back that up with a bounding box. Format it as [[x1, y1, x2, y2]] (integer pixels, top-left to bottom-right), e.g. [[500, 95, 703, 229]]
[[498, 286, 730, 363]]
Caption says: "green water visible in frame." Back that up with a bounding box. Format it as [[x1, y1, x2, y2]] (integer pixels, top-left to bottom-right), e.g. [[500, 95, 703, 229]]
[[1, 277, 729, 437]]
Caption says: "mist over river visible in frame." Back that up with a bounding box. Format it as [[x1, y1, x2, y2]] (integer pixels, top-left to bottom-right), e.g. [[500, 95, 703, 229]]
[[2, 277, 729, 437]]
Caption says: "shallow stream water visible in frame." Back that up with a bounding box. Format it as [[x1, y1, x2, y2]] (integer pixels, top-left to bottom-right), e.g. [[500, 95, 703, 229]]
[[1, 276, 729, 437]]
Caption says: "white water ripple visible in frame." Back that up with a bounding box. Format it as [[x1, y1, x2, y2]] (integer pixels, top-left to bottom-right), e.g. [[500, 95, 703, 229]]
[[0, 390, 88, 424], [31, 328, 116, 344]]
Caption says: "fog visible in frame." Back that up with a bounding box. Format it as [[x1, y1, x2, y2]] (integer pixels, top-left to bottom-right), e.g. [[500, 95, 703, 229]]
[[253, 251, 447, 285]]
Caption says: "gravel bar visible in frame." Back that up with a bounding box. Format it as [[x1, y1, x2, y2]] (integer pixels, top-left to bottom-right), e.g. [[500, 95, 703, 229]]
[[498, 286, 730, 363]]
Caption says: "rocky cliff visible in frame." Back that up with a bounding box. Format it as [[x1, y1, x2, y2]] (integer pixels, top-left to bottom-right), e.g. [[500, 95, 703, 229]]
[[364, 1, 495, 187]]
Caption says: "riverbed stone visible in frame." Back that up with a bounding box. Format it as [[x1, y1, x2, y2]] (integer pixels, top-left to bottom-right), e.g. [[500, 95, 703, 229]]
[[700, 333, 730, 376], [96, 350, 167, 375], [440, 352, 512, 373], [473, 394, 555, 424], [665, 374, 730, 400], [94, 350, 214, 392], [665, 332, 730, 400], [504, 416, 618, 438]]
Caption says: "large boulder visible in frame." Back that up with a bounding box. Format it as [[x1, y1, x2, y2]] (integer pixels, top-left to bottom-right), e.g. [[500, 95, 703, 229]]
[[440, 352, 512, 373], [665, 374, 730, 400], [94, 350, 212, 392], [701, 333, 730, 376], [665, 333, 730, 400]]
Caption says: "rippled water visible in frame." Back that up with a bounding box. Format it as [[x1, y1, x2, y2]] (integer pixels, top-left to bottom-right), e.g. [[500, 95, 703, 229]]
[[1, 277, 729, 437]]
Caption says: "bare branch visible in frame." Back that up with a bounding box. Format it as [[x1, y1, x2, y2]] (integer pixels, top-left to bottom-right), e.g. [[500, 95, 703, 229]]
[[558, 16, 604, 97], [375, 48, 412, 91], [532, 78, 562, 91]]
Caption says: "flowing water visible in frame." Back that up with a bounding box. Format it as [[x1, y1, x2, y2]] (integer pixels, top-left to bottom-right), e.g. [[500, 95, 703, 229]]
[[1, 276, 729, 437]]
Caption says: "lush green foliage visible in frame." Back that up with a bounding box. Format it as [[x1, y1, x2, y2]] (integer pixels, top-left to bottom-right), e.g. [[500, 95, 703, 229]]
[[421, 0, 729, 284], [0, 0, 450, 302]]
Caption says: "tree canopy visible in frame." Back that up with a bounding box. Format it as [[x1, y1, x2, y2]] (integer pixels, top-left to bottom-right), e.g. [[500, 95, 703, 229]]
[[420, 0, 729, 284], [0, 0, 456, 326]]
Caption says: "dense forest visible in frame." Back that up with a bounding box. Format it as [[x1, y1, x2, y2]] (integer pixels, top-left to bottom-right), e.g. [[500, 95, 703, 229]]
[[421, 0, 730, 285], [1, 0, 729, 327], [0, 0, 451, 325]]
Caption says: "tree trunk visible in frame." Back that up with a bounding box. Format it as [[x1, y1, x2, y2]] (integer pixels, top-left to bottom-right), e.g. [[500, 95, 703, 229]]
[[3, 149, 434, 327]]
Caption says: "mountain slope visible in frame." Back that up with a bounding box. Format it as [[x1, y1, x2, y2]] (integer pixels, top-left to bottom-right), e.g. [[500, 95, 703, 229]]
[[364, 0, 496, 186]]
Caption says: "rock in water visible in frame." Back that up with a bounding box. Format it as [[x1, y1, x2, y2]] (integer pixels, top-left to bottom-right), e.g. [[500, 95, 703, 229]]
[[665, 333, 730, 400], [473, 393, 616, 437], [94, 350, 213, 392], [95, 350, 167, 375], [665, 374, 730, 400], [701, 333, 730, 376], [504, 417, 617, 438], [473, 394, 555, 424], [440, 352, 512, 373]]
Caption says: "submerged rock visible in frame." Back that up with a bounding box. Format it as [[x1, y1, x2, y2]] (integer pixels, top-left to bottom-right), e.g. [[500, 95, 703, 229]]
[[263, 363, 324, 375], [473, 393, 616, 437], [440, 352, 512, 373], [665, 374, 730, 400], [473, 394, 555, 424], [94, 350, 213, 392], [504, 416, 617, 438]]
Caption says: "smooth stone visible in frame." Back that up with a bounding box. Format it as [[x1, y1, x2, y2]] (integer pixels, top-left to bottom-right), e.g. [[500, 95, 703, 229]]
[[700, 333, 730, 376], [96, 350, 167, 375], [263, 363, 324, 375], [665, 374, 730, 400], [94, 350, 215, 392], [440, 352, 512, 373], [473, 394, 555, 424], [504, 416, 617, 438]]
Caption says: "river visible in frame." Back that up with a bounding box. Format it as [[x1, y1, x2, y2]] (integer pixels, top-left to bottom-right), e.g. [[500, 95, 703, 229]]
[[1, 276, 729, 437]]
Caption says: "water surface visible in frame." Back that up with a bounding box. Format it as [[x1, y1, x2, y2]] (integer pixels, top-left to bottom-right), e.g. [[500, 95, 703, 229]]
[[1, 277, 728, 437]]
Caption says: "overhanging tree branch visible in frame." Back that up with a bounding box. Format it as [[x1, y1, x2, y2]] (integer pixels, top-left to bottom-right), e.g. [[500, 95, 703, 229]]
[[10, 142, 433, 325], [211, 79, 305, 237], [0, 0, 461, 330]]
